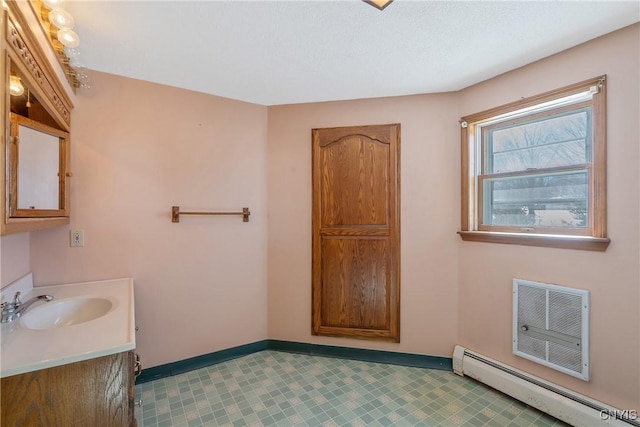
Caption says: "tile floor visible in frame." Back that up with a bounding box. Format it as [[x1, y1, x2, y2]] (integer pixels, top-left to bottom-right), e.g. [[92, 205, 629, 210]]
[[135, 350, 568, 427]]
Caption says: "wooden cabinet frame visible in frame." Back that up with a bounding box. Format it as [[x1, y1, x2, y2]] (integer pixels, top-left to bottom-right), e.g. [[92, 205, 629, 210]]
[[8, 113, 70, 218], [312, 124, 401, 342], [1, 1, 74, 235]]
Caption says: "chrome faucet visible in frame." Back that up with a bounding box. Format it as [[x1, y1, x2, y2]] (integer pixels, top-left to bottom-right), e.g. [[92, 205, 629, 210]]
[[1, 291, 53, 323]]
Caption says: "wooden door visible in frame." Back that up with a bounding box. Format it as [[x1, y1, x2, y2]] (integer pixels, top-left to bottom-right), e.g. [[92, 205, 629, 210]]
[[312, 124, 400, 342]]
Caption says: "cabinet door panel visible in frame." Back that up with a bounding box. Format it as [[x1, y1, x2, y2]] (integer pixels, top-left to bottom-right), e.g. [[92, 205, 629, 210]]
[[312, 124, 400, 342], [319, 136, 390, 227], [320, 237, 390, 329], [1, 351, 134, 427]]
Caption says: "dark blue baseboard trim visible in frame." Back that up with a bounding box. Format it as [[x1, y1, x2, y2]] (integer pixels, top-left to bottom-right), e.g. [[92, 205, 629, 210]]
[[136, 339, 452, 384], [268, 340, 452, 371], [136, 340, 269, 384]]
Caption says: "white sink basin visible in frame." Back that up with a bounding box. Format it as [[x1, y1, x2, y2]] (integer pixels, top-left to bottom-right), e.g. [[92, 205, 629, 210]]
[[21, 297, 114, 330], [1, 276, 134, 378]]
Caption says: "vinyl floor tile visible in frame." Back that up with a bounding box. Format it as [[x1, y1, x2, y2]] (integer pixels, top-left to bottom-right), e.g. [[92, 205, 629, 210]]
[[135, 351, 569, 427]]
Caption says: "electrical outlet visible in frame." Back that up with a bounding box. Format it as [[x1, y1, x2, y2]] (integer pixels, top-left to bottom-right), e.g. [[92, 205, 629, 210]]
[[70, 229, 84, 247]]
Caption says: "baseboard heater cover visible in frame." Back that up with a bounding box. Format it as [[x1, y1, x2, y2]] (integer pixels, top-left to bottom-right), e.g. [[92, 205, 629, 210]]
[[453, 346, 638, 427]]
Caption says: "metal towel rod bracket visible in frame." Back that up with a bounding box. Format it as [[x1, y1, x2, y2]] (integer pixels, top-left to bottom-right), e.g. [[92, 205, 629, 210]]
[[171, 206, 251, 223]]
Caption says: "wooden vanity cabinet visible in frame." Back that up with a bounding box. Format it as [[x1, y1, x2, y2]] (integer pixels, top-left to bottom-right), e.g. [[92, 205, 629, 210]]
[[1, 350, 137, 427]]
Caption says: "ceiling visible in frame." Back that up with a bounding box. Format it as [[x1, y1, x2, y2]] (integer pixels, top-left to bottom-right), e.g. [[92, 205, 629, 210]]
[[65, 1, 639, 106]]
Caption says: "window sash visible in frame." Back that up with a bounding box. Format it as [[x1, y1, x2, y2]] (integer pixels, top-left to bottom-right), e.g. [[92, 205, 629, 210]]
[[478, 167, 592, 236], [459, 75, 608, 250], [481, 103, 592, 176], [476, 101, 594, 235]]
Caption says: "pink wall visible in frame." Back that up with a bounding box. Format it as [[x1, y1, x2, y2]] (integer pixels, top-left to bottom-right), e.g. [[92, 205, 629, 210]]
[[0, 233, 30, 287], [457, 24, 639, 409], [267, 93, 460, 356], [267, 24, 639, 409], [28, 71, 269, 368], [15, 22, 638, 410]]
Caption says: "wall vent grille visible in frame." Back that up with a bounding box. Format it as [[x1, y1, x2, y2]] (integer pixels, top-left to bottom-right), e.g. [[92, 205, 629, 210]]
[[513, 278, 589, 381]]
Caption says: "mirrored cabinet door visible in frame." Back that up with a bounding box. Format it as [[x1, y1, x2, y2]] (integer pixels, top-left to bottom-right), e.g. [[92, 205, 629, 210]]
[[9, 113, 70, 218]]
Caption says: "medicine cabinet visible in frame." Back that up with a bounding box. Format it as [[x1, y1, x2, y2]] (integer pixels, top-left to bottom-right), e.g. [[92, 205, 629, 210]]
[[2, 1, 75, 235], [9, 112, 70, 218]]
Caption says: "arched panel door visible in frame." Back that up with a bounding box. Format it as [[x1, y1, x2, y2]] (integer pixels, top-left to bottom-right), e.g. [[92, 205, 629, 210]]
[[312, 124, 400, 342]]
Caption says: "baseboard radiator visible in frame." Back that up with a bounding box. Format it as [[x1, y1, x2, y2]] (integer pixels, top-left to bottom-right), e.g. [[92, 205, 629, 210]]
[[453, 346, 639, 427]]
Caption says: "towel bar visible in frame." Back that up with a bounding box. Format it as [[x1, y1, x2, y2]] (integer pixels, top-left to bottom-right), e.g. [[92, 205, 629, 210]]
[[171, 206, 250, 223]]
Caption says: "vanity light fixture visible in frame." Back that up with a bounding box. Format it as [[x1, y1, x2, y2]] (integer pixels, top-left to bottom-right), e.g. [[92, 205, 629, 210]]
[[39, 0, 89, 88], [9, 75, 24, 97], [42, 0, 64, 9], [48, 8, 74, 30], [363, 0, 393, 10], [57, 28, 80, 48], [48, 7, 78, 48]]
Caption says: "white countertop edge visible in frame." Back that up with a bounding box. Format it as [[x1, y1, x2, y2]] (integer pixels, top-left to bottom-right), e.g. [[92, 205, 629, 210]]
[[1, 277, 136, 378], [1, 341, 136, 378]]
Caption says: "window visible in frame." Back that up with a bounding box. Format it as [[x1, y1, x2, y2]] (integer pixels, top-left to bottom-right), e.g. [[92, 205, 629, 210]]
[[459, 76, 609, 251]]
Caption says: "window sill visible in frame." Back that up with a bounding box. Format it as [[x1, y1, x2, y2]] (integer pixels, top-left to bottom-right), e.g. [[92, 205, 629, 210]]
[[457, 231, 610, 252]]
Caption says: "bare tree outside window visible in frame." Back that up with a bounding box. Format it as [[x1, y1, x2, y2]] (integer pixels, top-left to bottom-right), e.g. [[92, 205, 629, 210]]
[[459, 76, 608, 251], [481, 107, 591, 228]]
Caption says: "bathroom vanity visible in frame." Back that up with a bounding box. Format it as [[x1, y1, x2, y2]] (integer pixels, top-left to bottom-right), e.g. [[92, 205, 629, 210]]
[[1, 351, 137, 426], [0, 277, 138, 426]]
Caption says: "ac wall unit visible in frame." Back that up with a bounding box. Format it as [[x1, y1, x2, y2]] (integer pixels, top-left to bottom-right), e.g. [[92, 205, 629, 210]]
[[513, 278, 589, 381]]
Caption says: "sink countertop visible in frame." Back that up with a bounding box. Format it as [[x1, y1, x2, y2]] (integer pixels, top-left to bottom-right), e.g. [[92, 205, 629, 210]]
[[0, 277, 135, 378]]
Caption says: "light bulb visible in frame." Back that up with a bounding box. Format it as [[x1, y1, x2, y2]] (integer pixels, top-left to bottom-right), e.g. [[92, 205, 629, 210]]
[[49, 9, 74, 29], [42, 0, 63, 10], [9, 75, 24, 96], [57, 28, 79, 48]]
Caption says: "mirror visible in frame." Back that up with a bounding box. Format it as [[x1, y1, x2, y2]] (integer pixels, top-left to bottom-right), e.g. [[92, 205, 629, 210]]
[[17, 120, 59, 209], [9, 113, 69, 216], [7, 63, 70, 219]]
